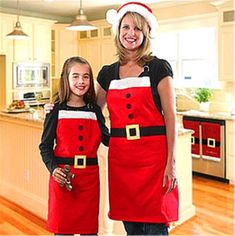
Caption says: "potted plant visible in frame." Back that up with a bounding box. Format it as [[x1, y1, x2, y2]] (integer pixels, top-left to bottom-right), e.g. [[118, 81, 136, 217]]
[[193, 88, 212, 111]]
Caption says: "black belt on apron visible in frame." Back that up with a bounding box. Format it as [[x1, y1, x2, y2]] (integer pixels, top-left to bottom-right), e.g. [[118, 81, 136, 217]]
[[111, 125, 166, 139], [55, 156, 98, 168]]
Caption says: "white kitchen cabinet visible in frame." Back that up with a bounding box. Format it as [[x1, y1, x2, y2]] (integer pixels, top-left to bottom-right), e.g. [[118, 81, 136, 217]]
[[219, 25, 235, 81], [0, 13, 14, 55], [78, 40, 101, 78], [13, 17, 55, 63], [218, 6, 235, 82], [13, 19, 32, 62], [51, 24, 78, 79], [33, 23, 52, 62], [101, 39, 116, 66]]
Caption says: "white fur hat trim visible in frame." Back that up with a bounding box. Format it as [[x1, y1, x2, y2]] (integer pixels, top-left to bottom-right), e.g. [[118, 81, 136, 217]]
[[106, 2, 158, 38]]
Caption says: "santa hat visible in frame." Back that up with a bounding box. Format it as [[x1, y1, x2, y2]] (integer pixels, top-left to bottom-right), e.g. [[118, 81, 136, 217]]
[[106, 1, 158, 38]]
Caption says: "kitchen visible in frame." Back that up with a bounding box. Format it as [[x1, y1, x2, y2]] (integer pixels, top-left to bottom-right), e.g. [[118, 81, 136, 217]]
[[0, 0, 234, 235]]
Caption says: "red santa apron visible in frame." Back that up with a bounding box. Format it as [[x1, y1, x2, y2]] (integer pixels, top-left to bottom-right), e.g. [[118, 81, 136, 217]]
[[48, 110, 101, 234], [106, 76, 179, 223]]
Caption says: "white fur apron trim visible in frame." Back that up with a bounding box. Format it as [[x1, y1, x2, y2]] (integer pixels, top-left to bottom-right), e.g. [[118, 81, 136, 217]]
[[58, 110, 97, 120], [109, 76, 150, 90]]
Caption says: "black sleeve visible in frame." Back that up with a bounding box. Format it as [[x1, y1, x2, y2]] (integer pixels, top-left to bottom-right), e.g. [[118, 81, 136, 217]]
[[39, 104, 59, 174], [97, 62, 119, 91], [97, 65, 110, 91], [149, 58, 174, 113], [94, 104, 110, 147]]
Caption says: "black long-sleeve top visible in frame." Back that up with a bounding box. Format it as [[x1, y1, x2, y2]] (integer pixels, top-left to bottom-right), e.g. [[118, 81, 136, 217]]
[[39, 102, 110, 174]]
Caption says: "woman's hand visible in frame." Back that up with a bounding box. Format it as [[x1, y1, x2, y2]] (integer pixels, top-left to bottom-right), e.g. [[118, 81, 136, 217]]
[[162, 161, 177, 193], [44, 103, 54, 114], [52, 167, 67, 187]]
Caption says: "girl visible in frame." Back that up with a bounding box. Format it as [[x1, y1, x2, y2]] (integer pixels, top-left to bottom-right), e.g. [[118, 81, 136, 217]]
[[39, 56, 109, 236]]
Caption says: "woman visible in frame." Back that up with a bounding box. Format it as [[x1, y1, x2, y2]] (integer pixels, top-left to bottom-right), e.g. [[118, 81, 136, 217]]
[[96, 2, 179, 235]]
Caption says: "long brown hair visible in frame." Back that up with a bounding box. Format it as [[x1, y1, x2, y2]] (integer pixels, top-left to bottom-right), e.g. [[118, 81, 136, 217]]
[[115, 12, 153, 66], [53, 56, 96, 104]]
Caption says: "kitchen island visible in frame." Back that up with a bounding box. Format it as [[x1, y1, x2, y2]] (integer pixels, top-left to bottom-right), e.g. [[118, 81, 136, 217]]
[[0, 110, 195, 235]]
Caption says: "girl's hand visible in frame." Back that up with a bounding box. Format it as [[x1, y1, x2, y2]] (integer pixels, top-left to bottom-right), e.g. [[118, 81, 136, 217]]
[[44, 103, 54, 114], [162, 161, 177, 193], [52, 167, 67, 187]]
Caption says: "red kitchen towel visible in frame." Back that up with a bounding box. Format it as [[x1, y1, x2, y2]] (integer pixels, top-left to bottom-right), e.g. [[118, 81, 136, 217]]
[[201, 122, 221, 159]]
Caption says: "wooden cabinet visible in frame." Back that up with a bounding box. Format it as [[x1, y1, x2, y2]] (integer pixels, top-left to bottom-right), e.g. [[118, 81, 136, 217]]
[[78, 20, 116, 79], [51, 24, 79, 79]]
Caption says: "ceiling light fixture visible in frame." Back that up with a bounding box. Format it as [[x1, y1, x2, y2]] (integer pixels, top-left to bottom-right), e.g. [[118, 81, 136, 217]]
[[6, 0, 29, 40], [66, 0, 97, 31]]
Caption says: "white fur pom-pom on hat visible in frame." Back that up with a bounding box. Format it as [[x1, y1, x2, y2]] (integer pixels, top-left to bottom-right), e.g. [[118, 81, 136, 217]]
[[106, 9, 118, 25], [106, 1, 158, 38]]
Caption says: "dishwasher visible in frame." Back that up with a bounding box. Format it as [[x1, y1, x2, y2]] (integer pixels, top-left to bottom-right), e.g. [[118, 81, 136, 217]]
[[183, 116, 226, 180]]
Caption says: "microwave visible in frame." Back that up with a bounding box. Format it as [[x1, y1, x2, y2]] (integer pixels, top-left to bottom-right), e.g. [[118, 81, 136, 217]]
[[13, 62, 50, 88]]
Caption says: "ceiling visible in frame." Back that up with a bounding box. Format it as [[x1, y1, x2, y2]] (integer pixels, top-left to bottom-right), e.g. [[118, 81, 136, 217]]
[[0, 0, 210, 23]]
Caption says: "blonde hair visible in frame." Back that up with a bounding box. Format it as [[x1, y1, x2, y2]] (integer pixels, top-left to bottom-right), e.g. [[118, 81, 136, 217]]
[[53, 56, 96, 104], [115, 12, 153, 66]]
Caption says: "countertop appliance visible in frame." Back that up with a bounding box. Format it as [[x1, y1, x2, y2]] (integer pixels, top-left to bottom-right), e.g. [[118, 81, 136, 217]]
[[13, 62, 50, 88], [183, 116, 226, 181]]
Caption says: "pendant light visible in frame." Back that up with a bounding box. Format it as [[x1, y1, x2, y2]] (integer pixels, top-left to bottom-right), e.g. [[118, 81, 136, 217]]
[[6, 0, 29, 40], [66, 0, 97, 31]]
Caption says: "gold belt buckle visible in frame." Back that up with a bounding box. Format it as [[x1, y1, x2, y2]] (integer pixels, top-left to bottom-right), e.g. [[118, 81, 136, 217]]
[[74, 155, 86, 169], [125, 124, 140, 140]]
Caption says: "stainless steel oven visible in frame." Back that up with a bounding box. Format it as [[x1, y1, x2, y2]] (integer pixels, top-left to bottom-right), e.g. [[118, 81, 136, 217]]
[[13, 62, 50, 88]]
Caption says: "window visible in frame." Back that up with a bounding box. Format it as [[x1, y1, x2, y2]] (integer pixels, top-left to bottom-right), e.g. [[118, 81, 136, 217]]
[[152, 14, 218, 88]]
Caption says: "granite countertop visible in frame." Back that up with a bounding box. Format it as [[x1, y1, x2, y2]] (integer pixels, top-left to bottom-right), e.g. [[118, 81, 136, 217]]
[[0, 108, 44, 124], [177, 109, 235, 121]]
